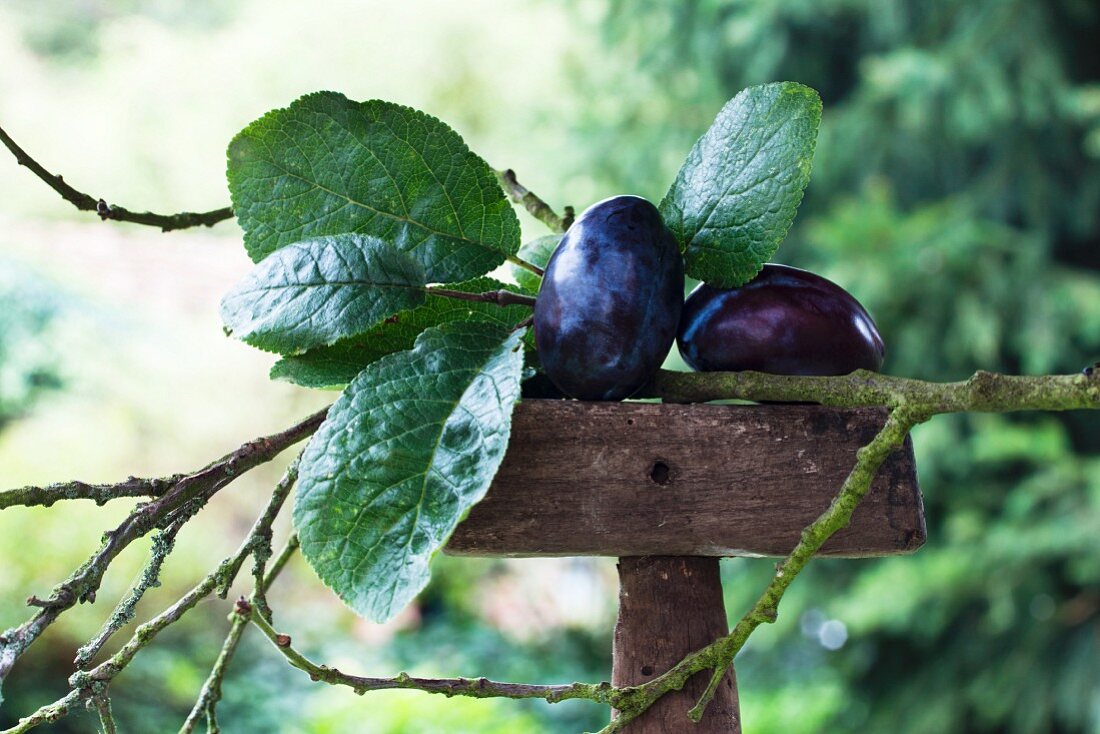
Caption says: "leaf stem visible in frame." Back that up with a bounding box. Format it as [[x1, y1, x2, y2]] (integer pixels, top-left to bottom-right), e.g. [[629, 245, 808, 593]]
[[427, 286, 537, 309]]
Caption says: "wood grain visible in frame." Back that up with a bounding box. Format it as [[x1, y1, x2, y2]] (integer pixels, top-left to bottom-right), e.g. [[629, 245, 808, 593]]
[[612, 557, 739, 733], [446, 400, 925, 558]]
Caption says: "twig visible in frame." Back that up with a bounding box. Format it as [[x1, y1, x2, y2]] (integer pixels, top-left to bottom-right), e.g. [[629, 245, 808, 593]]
[[248, 608, 616, 706], [179, 535, 300, 734], [93, 695, 118, 734], [214, 456, 301, 603], [0, 123, 233, 231], [0, 409, 327, 687], [426, 286, 537, 309], [496, 169, 574, 235], [0, 475, 179, 511]]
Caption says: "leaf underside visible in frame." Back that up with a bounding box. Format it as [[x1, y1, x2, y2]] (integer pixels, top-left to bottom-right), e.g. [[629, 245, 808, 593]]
[[293, 321, 526, 623], [228, 91, 520, 283], [660, 81, 822, 288], [511, 234, 562, 295]]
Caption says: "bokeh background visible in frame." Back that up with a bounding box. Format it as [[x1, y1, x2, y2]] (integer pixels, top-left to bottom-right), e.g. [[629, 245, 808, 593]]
[[1, 1, 1099, 732]]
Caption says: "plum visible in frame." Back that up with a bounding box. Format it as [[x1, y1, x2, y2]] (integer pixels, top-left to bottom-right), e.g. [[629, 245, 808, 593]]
[[677, 264, 884, 375], [534, 195, 684, 400]]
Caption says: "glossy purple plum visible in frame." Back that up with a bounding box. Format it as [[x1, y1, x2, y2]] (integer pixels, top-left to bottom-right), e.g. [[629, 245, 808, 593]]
[[677, 264, 884, 375], [534, 195, 684, 400]]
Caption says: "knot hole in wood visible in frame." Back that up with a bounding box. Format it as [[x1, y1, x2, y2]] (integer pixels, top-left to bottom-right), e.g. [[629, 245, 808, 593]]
[[649, 460, 671, 486]]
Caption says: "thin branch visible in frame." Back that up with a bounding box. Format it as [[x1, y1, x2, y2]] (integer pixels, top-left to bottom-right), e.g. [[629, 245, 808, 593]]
[[247, 606, 616, 706], [426, 286, 537, 309], [506, 253, 545, 277], [496, 169, 574, 234], [0, 409, 327, 687], [180, 621, 245, 734], [644, 368, 1100, 413], [74, 513, 190, 668], [179, 535, 301, 734], [3, 504, 304, 734], [0, 123, 233, 231], [93, 696, 118, 734], [214, 456, 301, 602]]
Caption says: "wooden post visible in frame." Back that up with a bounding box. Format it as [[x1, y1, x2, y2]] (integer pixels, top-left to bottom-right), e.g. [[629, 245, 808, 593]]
[[445, 400, 925, 732], [613, 556, 739, 733]]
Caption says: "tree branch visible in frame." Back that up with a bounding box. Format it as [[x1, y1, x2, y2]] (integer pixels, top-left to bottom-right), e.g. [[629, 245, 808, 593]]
[[644, 368, 1100, 414], [426, 286, 537, 309], [0, 409, 327, 687], [73, 512, 191, 668], [0, 123, 233, 232], [496, 169, 574, 235]]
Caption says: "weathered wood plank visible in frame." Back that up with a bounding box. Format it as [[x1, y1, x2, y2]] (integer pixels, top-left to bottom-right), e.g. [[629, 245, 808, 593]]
[[446, 400, 925, 558], [612, 557, 740, 733]]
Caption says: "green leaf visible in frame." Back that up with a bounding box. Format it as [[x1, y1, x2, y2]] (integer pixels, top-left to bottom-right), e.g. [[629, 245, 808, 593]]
[[270, 277, 531, 388], [228, 91, 521, 282], [510, 235, 561, 295], [219, 234, 425, 354], [660, 82, 821, 288], [294, 321, 525, 622]]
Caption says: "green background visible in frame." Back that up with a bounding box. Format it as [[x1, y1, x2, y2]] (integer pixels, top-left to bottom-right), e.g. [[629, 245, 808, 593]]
[[0, 1, 1097, 731]]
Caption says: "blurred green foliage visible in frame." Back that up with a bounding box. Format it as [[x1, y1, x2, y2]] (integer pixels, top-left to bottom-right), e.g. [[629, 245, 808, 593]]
[[574, 1, 1100, 731], [0, 260, 66, 429]]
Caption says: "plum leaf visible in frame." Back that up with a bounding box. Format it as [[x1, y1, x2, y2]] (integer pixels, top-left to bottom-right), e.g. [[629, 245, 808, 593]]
[[660, 82, 821, 288], [219, 234, 425, 354], [270, 277, 532, 388], [228, 91, 520, 283], [293, 321, 525, 623]]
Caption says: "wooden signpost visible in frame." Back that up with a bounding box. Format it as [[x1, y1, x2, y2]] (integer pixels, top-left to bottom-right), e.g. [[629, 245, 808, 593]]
[[446, 399, 925, 732]]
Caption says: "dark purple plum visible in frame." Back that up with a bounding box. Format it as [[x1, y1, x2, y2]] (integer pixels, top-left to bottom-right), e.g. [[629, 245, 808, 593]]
[[534, 195, 684, 400], [677, 264, 884, 375]]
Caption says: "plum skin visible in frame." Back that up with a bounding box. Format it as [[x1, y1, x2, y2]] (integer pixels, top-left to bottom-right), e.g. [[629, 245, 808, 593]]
[[534, 195, 684, 400], [677, 264, 885, 375]]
